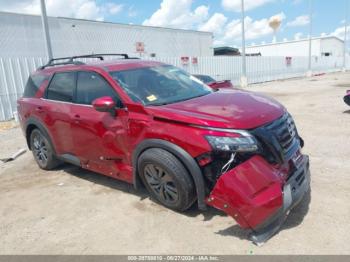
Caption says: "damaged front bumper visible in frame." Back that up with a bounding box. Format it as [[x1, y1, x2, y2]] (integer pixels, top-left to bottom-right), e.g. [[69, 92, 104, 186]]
[[206, 154, 310, 245]]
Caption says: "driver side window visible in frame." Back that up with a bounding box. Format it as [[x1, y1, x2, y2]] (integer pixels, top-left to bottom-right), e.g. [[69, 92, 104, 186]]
[[76, 71, 122, 107]]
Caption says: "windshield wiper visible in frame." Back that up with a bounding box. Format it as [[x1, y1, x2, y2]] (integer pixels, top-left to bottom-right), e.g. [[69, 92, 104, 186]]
[[147, 102, 170, 106], [147, 92, 212, 106]]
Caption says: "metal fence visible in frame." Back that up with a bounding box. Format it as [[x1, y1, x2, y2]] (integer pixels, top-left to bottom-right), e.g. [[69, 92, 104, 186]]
[[0, 55, 346, 121], [152, 56, 345, 85]]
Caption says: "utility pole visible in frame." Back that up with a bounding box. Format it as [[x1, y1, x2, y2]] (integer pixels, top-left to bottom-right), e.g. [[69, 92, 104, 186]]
[[343, 1, 349, 72], [40, 0, 53, 60], [240, 0, 248, 87], [307, 0, 313, 77]]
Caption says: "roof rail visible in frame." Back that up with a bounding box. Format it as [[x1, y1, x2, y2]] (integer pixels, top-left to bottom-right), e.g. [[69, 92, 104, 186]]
[[39, 53, 132, 70]]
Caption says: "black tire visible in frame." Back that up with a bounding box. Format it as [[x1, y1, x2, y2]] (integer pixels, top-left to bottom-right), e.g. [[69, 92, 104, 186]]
[[138, 148, 196, 211], [30, 129, 61, 170]]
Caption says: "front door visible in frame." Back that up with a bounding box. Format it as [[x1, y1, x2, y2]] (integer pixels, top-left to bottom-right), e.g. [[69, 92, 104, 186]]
[[70, 71, 131, 181]]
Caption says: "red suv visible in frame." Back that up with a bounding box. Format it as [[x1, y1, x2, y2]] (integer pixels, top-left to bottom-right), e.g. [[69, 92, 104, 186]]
[[18, 54, 310, 245]]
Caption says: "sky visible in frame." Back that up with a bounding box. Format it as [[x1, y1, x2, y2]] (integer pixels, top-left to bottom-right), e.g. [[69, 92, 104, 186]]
[[0, 0, 348, 47]]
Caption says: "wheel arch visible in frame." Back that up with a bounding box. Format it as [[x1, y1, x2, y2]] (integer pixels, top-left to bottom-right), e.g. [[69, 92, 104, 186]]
[[25, 117, 56, 154], [132, 139, 207, 210]]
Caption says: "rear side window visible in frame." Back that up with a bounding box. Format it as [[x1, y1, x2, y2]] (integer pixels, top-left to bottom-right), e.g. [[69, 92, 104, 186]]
[[76, 71, 121, 105], [47, 72, 75, 102], [23, 75, 47, 98]]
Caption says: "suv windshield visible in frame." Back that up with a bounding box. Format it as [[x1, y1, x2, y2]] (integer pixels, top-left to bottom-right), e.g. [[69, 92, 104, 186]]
[[109, 65, 212, 106]]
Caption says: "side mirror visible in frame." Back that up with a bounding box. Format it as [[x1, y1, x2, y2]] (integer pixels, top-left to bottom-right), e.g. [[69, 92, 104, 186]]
[[92, 96, 116, 116]]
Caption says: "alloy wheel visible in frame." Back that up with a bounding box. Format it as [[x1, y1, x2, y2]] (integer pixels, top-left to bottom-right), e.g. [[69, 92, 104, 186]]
[[144, 164, 179, 204], [32, 133, 48, 166]]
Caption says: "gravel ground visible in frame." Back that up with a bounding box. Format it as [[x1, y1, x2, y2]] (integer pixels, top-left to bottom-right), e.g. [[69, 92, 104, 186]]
[[0, 72, 350, 255]]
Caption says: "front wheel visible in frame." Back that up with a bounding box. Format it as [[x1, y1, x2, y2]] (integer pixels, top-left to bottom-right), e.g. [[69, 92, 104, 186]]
[[138, 148, 196, 211], [30, 129, 61, 170]]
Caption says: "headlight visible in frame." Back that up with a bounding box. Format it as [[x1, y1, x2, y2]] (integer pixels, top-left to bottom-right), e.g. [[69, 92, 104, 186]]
[[205, 135, 258, 152]]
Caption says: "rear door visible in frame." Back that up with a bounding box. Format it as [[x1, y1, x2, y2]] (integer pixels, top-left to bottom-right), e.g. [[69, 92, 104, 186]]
[[70, 71, 130, 180], [41, 71, 76, 155]]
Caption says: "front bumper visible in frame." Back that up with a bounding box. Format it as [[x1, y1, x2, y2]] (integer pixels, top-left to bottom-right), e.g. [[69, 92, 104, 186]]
[[206, 154, 310, 245]]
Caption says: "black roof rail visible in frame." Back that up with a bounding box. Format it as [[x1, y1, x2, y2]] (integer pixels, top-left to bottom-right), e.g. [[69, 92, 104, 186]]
[[39, 53, 133, 70], [39, 58, 84, 70]]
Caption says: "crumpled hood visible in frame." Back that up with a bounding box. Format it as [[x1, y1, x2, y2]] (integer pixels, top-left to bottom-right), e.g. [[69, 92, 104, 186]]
[[146, 89, 285, 129]]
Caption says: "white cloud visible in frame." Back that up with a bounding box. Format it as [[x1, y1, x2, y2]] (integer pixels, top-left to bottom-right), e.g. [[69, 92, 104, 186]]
[[286, 15, 310, 27], [143, 0, 208, 29], [0, 0, 40, 14], [205, 12, 285, 46], [294, 32, 303, 40], [244, 17, 273, 39], [331, 26, 349, 39], [105, 3, 124, 15], [222, 0, 275, 12], [198, 13, 228, 35], [215, 12, 285, 46], [143, 0, 286, 46], [0, 0, 124, 21], [127, 5, 138, 18], [292, 0, 303, 5]]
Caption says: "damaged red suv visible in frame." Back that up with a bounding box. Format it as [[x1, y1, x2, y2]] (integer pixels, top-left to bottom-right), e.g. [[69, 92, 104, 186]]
[[18, 54, 310, 245]]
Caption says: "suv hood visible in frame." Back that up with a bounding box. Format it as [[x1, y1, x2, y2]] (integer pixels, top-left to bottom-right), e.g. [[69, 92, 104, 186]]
[[147, 89, 285, 129]]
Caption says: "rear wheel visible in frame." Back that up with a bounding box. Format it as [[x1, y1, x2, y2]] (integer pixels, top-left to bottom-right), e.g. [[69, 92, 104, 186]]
[[138, 148, 196, 211], [30, 129, 61, 170]]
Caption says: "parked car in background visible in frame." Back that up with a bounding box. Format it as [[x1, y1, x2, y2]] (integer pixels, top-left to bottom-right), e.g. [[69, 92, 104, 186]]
[[344, 90, 350, 106], [18, 54, 310, 245], [193, 74, 234, 89]]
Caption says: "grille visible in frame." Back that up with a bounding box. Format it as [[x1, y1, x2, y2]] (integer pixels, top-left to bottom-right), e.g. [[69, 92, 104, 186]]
[[294, 170, 306, 186], [264, 113, 298, 155], [253, 113, 300, 163]]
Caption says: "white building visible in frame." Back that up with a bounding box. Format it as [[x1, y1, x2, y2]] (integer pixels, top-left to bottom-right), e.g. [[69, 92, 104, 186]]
[[246, 36, 344, 57], [0, 11, 213, 58]]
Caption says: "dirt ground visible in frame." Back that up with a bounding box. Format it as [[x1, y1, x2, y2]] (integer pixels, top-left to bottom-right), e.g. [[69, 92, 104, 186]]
[[1, 72, 350, 255], [0, 121, 18, 131]]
